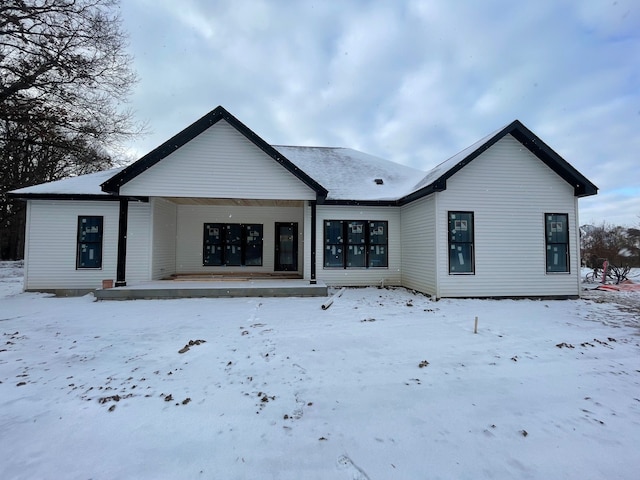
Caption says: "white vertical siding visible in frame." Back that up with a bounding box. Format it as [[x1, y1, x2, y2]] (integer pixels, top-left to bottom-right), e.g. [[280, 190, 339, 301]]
[[400, 195, 437, 296], [151, 198, 177, 279], [436, 134, 580, 297], [119, 120, 316, 200], [175, 204, 304, 274], [315, 205, 401, 287], [24, 200, 119, 290], [124, 202, 151, 285]]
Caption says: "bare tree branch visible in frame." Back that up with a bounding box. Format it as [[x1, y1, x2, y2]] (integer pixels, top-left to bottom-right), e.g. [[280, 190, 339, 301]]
[[0, 0, 144, 259]]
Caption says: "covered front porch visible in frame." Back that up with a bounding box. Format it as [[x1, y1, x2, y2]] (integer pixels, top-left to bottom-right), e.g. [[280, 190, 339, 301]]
[[112, 196, 322, 294]]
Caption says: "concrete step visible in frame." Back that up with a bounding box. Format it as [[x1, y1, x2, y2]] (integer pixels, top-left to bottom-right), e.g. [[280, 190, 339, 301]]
[[95, 280, 327, 300]]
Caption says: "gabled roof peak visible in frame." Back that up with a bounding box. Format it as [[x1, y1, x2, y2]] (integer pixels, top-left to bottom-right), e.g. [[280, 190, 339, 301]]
[[10, 112, 597, 204], [401, 119, 598, 203], [100, 106, 328, 199]]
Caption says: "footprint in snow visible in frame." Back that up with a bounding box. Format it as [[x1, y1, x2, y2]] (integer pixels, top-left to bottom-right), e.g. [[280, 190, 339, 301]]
[[337, 455, 370, 480]]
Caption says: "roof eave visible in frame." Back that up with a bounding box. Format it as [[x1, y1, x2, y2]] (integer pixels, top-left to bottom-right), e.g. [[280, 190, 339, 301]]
[[322, 198, 401, 206], [575, 184, 599, 198], [8, 192, 149, 202], [402, 120, 598, 204], [222, 113, 329, 198], [508, 124, 598, 198], [398, 180, 446, 205]]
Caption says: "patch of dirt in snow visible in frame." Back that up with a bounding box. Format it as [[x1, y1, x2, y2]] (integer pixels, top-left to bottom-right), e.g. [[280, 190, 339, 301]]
[[582, 288, 640, 331], [178, 339, 206, 354]]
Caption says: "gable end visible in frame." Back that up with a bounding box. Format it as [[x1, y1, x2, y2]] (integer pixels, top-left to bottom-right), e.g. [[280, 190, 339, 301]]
[[400, 119, 597, 205], [507, 123, 598, 197], [101, 106, 328, 200]]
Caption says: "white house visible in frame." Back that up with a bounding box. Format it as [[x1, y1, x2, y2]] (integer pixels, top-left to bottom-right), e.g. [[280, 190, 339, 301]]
[[10, 106, 597, 299]]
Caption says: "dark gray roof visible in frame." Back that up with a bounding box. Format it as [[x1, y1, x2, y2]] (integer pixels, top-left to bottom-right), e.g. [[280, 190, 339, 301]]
[[274, 146, 423, 201]]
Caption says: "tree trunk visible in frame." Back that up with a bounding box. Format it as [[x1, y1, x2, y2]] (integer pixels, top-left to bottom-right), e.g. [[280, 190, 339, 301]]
[[0, 200, 26, 260]]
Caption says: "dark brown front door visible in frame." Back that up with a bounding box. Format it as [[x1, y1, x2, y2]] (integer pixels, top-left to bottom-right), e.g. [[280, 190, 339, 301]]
[[275, 222, 297, 271]]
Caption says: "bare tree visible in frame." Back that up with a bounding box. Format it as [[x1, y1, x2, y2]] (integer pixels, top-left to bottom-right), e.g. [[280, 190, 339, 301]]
[[581, 222, 640, 270], [0, 0, 143, 259]]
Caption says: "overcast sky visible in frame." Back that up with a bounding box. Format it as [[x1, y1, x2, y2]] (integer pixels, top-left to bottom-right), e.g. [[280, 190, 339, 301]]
[[119, 0, 640, 227]]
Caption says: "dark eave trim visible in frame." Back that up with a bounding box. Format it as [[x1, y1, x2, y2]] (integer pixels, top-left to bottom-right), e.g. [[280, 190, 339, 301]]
[[100, 106, 329, 198], [398, 119, 598, 204], [7, 192, 149, 202], [397, 180, 446, 205], [322, 199, 400, 207], [508, 124, 598, 198]]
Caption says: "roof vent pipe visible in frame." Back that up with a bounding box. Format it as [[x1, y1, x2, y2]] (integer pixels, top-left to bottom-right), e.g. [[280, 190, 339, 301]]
[[374, 178, 384, 185]]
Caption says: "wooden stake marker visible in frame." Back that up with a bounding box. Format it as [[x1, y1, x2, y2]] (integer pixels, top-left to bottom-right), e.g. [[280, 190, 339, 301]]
[[474, 316, 478, 334]]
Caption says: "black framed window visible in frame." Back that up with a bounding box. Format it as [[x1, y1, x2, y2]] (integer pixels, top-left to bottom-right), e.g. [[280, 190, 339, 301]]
[[324, 220, 388, 268], [545, 213, 569, 273], [448, 212, 474, 274], [77, 216, 103, 269], [347, 220, 366, 267], [203, 223, 263, 266], [368, 221, 388, 267], [324, 220, 344, 267], [244, 225, 263, 266]]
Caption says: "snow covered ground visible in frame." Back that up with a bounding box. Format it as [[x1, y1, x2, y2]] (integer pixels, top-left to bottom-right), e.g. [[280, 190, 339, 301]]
[[1, 262, 639, 480]]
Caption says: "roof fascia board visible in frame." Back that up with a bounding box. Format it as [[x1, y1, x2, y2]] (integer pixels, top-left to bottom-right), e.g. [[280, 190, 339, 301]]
[[321, 199, 400, 207], [8, 193, 149, 202], [399, 120, 597, 205], [221, 110, 329, 197], [101, 106, 328, 198], [397, 124, 517, 205], [508, 125, 598, 197], [398, 180, 444, 205], [101, 109, 228, 193]]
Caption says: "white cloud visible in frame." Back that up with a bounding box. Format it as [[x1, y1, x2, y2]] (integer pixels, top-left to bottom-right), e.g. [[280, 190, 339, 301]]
[[120, 0, 640, 226]]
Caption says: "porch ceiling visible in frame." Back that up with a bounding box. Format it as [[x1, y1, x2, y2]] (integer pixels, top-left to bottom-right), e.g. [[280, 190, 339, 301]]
[[165, 198, 304, 207]]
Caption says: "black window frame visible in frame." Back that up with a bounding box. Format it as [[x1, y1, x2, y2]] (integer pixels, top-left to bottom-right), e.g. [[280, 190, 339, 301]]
[[76, 216, 103, 269], [323, 220, 388, 269], [448, 211, 474, 274], [203, 223, 263, 267], [544, 213, 570, 273]]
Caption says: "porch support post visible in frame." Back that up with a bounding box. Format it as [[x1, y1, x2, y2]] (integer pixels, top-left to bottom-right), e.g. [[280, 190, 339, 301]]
[[310, 201, 317, 284], [115, 198, 129, 287]]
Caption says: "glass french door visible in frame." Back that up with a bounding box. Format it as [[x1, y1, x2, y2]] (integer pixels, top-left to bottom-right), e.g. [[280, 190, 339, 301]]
[[274, 222, 297, 271]]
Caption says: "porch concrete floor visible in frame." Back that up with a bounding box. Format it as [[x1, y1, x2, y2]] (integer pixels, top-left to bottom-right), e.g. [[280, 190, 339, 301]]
[[94, 279, 328, 300]]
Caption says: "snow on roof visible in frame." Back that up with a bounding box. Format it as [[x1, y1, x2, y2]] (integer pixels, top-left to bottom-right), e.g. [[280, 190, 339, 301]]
[[273, 146, 424, 201], [408, 125, 505, 194], [9, 125, 507, 201], [10, 167, 125, 196]]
